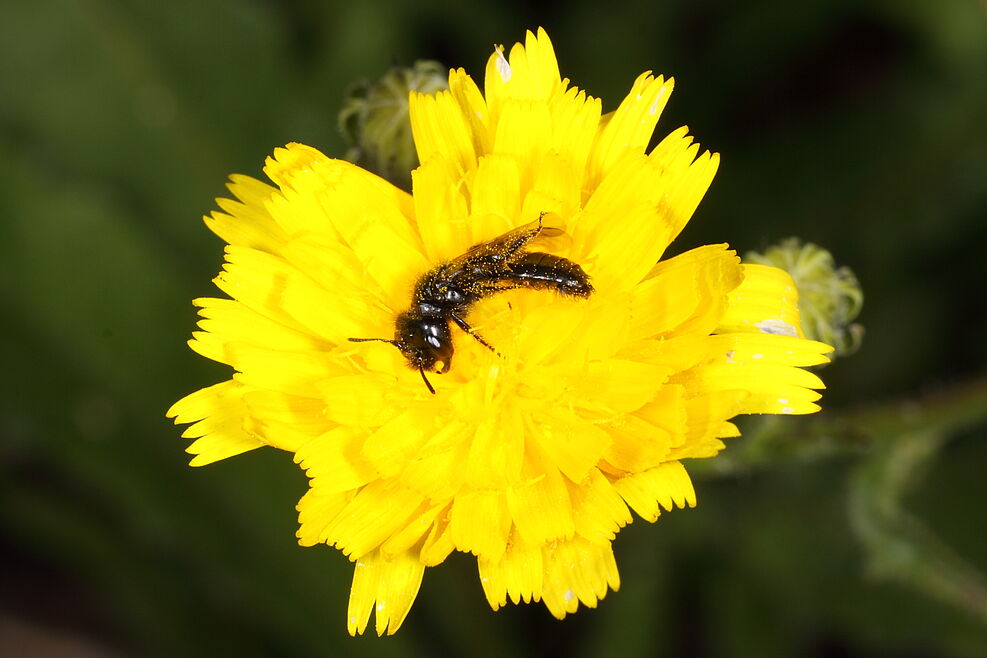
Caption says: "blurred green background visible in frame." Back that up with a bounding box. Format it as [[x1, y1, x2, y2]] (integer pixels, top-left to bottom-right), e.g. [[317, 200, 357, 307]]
[[2, 1, 986, 656]]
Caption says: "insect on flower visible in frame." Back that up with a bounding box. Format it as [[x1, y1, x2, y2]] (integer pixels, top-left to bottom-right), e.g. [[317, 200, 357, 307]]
[[349, 214, 593, 393]]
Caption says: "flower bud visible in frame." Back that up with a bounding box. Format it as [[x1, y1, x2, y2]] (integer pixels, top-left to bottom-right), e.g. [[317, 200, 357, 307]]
[[339, 60, 448, 190]]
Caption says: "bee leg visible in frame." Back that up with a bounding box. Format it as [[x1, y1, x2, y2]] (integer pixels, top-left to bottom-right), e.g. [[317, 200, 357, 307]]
[[449, 312, 499, 355]]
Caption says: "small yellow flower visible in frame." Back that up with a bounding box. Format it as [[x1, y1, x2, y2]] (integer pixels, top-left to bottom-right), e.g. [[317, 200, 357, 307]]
[[167, 28, 832, 635]]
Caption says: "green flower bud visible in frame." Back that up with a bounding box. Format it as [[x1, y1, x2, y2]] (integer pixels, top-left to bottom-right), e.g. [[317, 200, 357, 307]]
[[339, 60, 449, 190], [746, 239, 863, 357]]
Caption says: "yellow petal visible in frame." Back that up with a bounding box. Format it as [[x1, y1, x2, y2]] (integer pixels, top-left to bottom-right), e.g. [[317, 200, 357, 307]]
[[398, 421, 471, 500], [601, 414, 674, 473], [520, 151, 582, 222], [410, 89, 477, 177], [448, 67, 492, 157], [464, 413, 525, 489], [241, 389, 335, 445], [540, 537, 620, 618], [484, 28, 562, 122], [629, 244, 742, 340], [205, 174, 285, 252], [648, 129, 720, 244], [467, 154, 522, 242], [478, 531, 544, 609], [718, 264, 806, 337], [166, 381, 264, 466], [192, 297, 329, 354], [666, 391, 748, 459], [492, 98, 552, 195], [294, 427, 377, 495], [450, 489, 511, 559], [510, 298, 589, 365], [613, 461, 696, 522], [213, 246, 370, 342], [296, 486, 353, 547], [679, 347, 826, 416], [546, 85, 601, 191], [586, 73, 673, 187], [188, 332, 346, 397], [412, 154, 470, 261], [348, 550, 425, 636], [582, 196, 677, 292], [632, 384, 688, 444], [419, 511, 456, 566], [315, 374, 403, 428], [529, 407, 612, 483], [264, 147, 425, 308], [380, 502, 447, 558], [576, 142, 719, 289], [322, 479, 427, 559], [506, 451, 574, 547], [265, 144, 417, 241], [362, 410, 433, 478], [278, 233, 393, 321], [567, 468, 633, 543], [705, 333, 833, 368]]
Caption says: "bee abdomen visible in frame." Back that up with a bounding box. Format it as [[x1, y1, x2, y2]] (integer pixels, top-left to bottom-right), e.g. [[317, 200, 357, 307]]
[[506, 252, 593, 297]]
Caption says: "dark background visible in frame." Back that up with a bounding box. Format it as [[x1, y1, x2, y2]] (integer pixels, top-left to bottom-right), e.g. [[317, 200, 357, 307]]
[[2, 1, 986, 656]]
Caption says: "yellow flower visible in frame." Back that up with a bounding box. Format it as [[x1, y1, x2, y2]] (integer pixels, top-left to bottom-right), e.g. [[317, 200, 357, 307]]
[[167, 28, 833, 635]]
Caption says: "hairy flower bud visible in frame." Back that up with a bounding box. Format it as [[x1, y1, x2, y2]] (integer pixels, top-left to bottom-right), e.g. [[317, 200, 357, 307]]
[[339, 60, 449, 190]]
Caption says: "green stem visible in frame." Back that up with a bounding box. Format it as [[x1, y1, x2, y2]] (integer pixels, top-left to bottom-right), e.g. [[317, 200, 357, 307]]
[[849, 431, 987, 625]]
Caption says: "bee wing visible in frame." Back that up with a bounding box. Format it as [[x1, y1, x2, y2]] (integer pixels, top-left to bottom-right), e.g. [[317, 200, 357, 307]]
[[530, 215, 573, 251], [535, 211, 566, 238], [523, 212, 577, 255], [443, 219, 543, 274], [478, 213, 570, 254], [442, 214, 573, 276]]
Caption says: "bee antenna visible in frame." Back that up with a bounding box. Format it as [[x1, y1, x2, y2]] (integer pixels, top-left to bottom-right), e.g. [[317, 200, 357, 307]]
[[419, 367, 436, 395], [349, 338, 436, 394], [348, 337, 399, 346]]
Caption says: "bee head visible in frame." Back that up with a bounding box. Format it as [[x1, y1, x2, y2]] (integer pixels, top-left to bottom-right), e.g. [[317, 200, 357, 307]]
[[394, 312, 453, 374], [347, 313, 453, 395]]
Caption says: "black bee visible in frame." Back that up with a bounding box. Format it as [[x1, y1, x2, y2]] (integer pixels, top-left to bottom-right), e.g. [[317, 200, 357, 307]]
[[349, 216, 593, 393]]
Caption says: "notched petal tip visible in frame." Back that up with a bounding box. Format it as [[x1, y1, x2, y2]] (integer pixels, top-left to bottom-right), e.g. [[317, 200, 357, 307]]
[[264, 142, 329, 188]]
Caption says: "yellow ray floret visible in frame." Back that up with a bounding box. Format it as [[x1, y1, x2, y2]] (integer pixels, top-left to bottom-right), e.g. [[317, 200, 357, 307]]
[[348, 550, 424, 636], [167, 26, 834, 635]]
